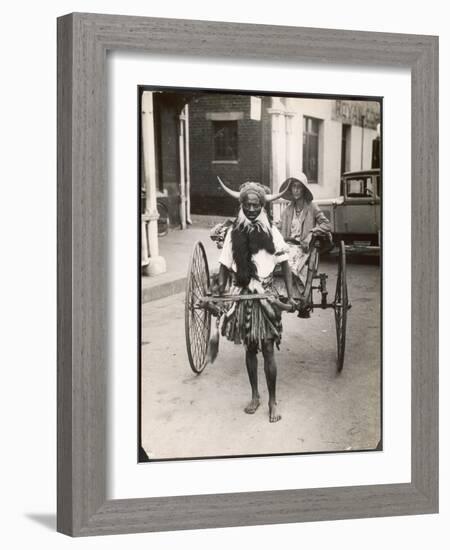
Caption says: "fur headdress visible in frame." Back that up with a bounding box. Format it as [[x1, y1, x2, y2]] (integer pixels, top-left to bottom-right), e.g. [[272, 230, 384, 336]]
[[238, 182, 270, 204], [217, 177, 288, 203]]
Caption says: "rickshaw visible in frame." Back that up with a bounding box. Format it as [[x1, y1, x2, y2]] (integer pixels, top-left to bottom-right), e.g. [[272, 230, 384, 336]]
[[185, 232, 351, 375]]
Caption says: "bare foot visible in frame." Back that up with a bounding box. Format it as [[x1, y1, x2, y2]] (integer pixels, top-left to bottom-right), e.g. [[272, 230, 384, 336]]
[[269, 402, 282, 423], [244, 398, 260, 414]]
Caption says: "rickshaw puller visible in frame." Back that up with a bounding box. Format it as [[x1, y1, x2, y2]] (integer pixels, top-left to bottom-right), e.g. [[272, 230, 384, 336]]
[[217, 179, 295, 423]]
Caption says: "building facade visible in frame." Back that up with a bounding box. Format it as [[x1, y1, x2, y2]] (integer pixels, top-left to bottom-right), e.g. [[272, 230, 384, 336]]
[[140, 90, 381, 276], [140, 90, 381, 229], [187, 95, 380, 215]]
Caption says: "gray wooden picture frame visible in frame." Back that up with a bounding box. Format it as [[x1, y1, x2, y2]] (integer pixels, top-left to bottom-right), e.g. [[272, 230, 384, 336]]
[[57, 12, 438, 537]]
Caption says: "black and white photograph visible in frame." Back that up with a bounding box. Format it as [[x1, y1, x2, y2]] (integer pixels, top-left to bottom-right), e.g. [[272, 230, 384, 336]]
[[139, 88, 382, 461], [3, 0, 443, 545]]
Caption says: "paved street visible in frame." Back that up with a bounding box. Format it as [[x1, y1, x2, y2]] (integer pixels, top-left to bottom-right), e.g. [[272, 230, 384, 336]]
[[141, 256, 381, 461]]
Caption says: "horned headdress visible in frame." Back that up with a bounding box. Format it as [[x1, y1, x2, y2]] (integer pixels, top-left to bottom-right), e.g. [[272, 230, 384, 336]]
[[217, 177, 288, 204]]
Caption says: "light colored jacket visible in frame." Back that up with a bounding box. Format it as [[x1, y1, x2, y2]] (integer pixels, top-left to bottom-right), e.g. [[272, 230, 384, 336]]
[[280, 202, 331, 245]]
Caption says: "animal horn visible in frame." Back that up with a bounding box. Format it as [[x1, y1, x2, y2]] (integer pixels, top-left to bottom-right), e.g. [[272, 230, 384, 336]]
[[265, 188, 288, 202], [217, 176, 240, 199]]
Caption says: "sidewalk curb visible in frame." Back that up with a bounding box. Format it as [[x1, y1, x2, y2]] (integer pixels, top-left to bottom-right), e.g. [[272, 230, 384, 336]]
[[142, 277, 186, 303], [142, 265, 219, 303]]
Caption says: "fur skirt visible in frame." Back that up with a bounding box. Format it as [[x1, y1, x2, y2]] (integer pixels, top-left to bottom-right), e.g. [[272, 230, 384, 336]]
[[221, 276, 282, 350]]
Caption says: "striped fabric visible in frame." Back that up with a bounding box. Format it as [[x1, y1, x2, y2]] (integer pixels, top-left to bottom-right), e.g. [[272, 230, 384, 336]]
[[221, 276, 282, 350]]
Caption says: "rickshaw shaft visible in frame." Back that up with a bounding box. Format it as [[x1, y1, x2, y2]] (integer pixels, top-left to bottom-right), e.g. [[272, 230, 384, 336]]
[[199, 293, 273, 302]]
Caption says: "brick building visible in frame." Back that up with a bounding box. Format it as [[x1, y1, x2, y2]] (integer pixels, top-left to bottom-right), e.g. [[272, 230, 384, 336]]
[[188, 93, 272, 216]]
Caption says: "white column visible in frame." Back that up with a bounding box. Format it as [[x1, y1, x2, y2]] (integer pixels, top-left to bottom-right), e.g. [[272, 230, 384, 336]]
[[268, 97, 287, 222], [141, 221, 150, 266], [285, 110, 296, 178], [178, 106, 187, 229], [141, 91, 166, 276], [185, 104, 192, 225]]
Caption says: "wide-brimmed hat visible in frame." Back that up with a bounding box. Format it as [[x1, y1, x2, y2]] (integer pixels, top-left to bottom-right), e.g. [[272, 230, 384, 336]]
[[279, 173, 314, 203]]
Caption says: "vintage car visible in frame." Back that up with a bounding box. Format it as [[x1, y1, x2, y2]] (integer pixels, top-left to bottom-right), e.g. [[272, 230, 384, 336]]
[[315, 168, 381, 252]]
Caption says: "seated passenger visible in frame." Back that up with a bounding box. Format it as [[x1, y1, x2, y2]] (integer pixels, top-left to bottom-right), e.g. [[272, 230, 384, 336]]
[[278, 173, 332, 298]]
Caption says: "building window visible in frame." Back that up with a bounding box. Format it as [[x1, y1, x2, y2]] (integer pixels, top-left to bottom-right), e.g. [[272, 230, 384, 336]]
[[341, 124, 351, 175], [303, 116, 320, 183], [213, 120, 238, 161]]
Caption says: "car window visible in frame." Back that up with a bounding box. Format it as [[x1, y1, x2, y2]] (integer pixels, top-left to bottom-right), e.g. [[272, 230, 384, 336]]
[[345, 177, 376, 198]]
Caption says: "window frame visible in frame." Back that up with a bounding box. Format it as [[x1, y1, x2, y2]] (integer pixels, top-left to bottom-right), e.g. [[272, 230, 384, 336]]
[[211, 119, 239, 163], [302, 115, 321, 183]]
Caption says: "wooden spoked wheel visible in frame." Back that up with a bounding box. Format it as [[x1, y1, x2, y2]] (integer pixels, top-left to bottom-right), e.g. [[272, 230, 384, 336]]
[[185, 241, 211, 374], [334, 240, 349, 373]]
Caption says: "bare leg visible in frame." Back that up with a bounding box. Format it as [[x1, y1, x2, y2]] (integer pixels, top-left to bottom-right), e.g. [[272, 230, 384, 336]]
[[244, 345, 260, 414], [262, 340, 282, 422]]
